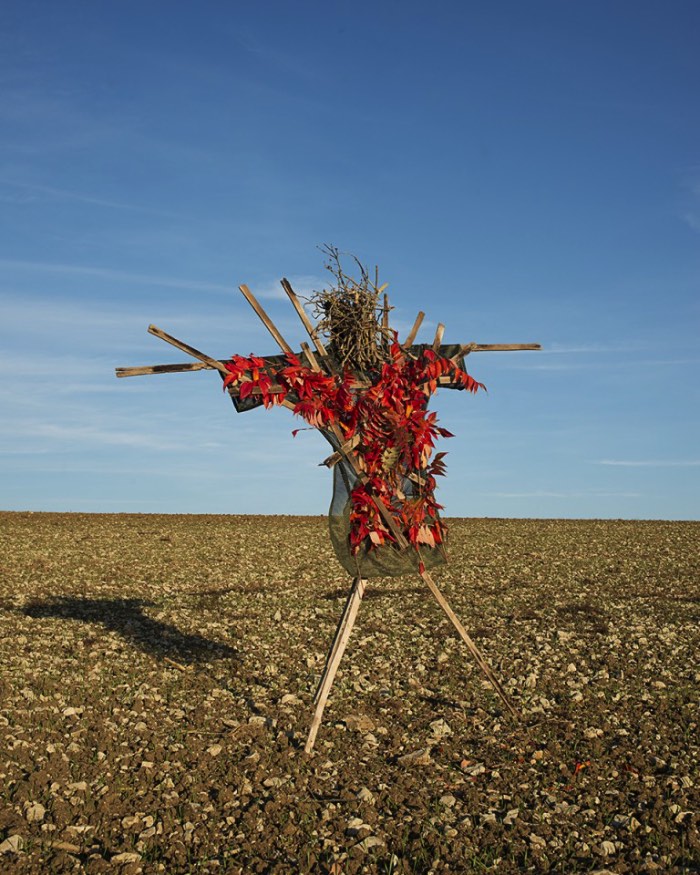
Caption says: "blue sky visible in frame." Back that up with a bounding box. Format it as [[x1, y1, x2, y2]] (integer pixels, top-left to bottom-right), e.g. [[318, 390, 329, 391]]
[[1, 0, 698, 520]]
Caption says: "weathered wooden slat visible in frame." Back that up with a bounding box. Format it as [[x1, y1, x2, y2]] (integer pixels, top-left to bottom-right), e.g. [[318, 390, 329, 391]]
[[300, 341, 321, 372], [468, 343, 541, 352], [115, 362, 211, 377], [432, 323, 445, 351], [403, 311, 424, 347], [239, 284, 294, 354]]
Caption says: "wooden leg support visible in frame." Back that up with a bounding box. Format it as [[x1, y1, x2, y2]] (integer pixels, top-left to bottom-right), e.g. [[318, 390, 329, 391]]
[[419, 568, 520, 720], [305, 577, 366, 753]]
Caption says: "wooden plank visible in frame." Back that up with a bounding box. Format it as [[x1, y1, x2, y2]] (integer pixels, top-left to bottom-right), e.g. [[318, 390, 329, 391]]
[[469, 343, 541, 352], [419, 567, 520, 720], [116, 362, 211, 377], [239, 284, 294, 354], [432, 323, 445, 351], [403, 311, 424, 347]]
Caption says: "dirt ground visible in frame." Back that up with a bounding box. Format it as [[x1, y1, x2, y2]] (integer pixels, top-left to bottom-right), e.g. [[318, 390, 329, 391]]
[[0, 512, 698, 873]]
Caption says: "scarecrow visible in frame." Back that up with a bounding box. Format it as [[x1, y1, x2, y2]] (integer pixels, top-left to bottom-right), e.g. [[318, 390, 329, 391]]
[[117, 247, 540, 751]]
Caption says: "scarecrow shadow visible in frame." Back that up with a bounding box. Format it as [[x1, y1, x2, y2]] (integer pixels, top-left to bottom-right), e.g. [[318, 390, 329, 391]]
[[21, 596, 238, 665]]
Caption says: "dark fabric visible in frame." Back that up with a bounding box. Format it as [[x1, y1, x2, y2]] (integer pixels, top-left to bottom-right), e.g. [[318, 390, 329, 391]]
[[226, 344, 471, 576]]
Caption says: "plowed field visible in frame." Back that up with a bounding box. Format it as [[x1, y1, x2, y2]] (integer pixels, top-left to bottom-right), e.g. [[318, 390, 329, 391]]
[[1, 513, 698, 873]]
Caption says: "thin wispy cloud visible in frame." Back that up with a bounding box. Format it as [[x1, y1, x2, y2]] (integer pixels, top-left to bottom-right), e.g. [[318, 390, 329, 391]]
[[485, 490, 642, 498], [596, 459, 700, 468], [0, 178, 177, 217], [0, 258, 235, 295]]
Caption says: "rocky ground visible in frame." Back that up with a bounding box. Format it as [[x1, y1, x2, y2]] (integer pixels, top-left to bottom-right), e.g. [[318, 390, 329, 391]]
[[0, 512, 698, 874]]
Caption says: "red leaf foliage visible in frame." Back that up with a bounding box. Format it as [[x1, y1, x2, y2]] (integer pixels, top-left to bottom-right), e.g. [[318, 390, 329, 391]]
[[223, 339, 483, 555]]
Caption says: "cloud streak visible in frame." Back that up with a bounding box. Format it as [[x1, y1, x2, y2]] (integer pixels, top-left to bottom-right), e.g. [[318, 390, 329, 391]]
[[0, 178, 178, 217], [596, 459, 700, 467]]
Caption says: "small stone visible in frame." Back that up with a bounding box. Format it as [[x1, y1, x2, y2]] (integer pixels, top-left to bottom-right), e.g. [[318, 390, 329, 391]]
[[343, 714, 375, 732], [584, 727, 603, 739], [398, 748, 432, 766], [439, 794, 456, 808], [62, 706, 83, 717], [357, 835, 385, 851], [140, 761, 154, 770], [67, 782, 88, 792], [207, 745, 223, 757], [121, 816, 140, 829], [25, 802, 45, 823], [110, 851, 142, 864], [597, 840, 617, 856], [0, 835, 24, 854], [357, 786, 375, 804], [346, 817, 365, 836], [428, 718, 452, 738], [280, 694, 301, 706], [503, 808, 519, 825], [263, 776, 287, 788], [529, 833, 546, 848]]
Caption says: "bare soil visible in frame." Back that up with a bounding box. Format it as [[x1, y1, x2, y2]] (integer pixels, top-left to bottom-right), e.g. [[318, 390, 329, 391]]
[[0, 513, 698, 873]]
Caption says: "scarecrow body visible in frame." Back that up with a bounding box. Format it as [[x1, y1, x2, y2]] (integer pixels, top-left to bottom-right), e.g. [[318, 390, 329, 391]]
[[229, 342, 472, 578]]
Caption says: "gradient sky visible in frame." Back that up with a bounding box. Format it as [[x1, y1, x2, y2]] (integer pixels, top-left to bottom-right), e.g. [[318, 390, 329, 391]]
[[1, 1, 698, 520]]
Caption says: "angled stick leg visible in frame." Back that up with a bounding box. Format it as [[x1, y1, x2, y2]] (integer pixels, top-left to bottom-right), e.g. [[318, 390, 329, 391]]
[[313, 580, 363, 705], [305, 577, 366, 753], [419, 568, 520, 720]]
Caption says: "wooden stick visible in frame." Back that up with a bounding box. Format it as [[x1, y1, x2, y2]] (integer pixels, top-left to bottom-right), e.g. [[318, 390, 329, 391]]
[[115, 342, 542, 379], [382, 293, 390, 331], [147, 325, 232, 378], [280, 278, 330, 359], [432, 323, 445, 351], [300, 341, 321, 372], [464, 343, 542, 353], [145, 325, 297, 410], [239, 284, 294, 354], [403, 311, 425, 347], [450, 342, 477, 363], [319, 435, 361, 468], [313, 579, 364, 705], [305, 577, 366, 753], [116, 362, 213, 378], [164, 656, 190, 672], [419, 567, 520, 720]]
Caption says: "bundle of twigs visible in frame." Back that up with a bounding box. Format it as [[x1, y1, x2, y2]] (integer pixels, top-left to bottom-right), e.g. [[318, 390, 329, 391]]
[[308, 244, 393, 373]]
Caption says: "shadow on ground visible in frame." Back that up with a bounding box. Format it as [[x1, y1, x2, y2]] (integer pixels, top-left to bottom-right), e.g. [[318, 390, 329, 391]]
[[20, 596, 239, 664]]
